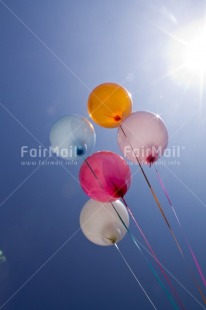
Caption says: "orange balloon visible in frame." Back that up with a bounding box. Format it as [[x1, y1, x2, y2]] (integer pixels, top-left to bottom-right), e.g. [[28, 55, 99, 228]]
[[87, 82, 132, 128]]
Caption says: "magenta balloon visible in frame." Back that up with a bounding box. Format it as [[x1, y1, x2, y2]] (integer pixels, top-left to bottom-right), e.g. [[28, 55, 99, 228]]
[[79, 151, 131, 202], [117, 111, 168, 165]]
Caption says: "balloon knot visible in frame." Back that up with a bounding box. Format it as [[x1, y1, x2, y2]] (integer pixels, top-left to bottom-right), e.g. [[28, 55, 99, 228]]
[[76, 145, 87, 156], [146, 154, 156, 165], [114, 115, 121, 121], [104, 114, 121, 122], [105, 236, 117, 244]]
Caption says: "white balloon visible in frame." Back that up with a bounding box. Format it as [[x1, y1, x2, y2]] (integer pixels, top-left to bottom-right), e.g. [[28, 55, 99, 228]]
[[80, 199, 129, 246]]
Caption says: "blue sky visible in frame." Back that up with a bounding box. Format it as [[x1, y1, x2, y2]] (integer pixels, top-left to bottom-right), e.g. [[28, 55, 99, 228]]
[[0, 0, 206, 309]]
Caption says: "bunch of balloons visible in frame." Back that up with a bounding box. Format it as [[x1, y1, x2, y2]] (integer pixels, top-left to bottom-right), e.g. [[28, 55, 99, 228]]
[[49, 82, 169, 246], [49, 82, 206, 308]]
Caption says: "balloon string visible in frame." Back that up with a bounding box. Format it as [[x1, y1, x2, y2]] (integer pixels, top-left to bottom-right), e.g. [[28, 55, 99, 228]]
[[84, 158, 99, 181], [111, 197, 181, 309], [121, 196, 184, 310], [119, 124, 184, 256], [119, 125, 206, 304], [111, 208, 179, 310], [155, 167, 206, 286], [83, 157, 179, 309], [155, 167, 206, 303], [155, 168, 206, 282], [114, 243, 158, 310], [134, 237, 206, 310]]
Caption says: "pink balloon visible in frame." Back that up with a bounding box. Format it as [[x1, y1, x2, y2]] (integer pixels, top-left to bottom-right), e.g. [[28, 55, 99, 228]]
[[117, 111, 168, 165], [79, 151, 131, 202]]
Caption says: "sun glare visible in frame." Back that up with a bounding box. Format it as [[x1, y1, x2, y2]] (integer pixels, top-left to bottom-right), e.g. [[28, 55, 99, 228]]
[[167, 20, 206, 92], [183, 35, 206, 75]]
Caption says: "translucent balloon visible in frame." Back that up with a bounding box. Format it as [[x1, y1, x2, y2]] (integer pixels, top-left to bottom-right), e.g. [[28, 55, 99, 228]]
[[117, 111, 168, 165], [79, 151, 131, 202], [50, 115, 96, 160], [80, 199, 129, 246], [88, 82, 132, 128]]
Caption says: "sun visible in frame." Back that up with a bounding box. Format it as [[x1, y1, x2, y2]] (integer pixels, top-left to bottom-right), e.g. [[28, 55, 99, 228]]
[[182, 34, 206, 75], [167, 20, 206, 93]]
